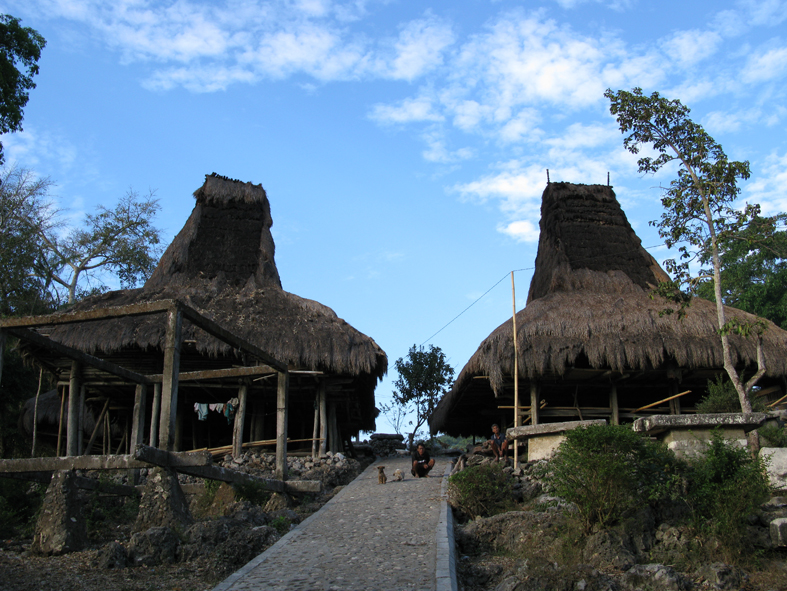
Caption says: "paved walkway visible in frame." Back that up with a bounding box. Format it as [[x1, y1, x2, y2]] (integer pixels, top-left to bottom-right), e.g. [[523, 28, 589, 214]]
[[212, 456, 457, 591]]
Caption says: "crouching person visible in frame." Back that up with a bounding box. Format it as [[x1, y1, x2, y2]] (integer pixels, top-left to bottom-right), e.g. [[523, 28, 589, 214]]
[[411, 443, 435, 478]]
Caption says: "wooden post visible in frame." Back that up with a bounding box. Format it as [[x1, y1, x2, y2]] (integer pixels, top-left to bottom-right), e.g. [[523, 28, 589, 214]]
[[56, 386, 66, 456], [312, 387, 320, 460], [610, 383, 620, 426], [233, 383, 249, 458], [174, 403, 183, 452], [511, 271, 520, 469], [78, 384, 86, 455], [252, 399, 264, 442], [275, 371, 289, 481], [66, 361, 81, 456], [149, 383, 161, 447], [85, 397, 110, 455], [158, 307, 182, 451], [319, 383, 328, 456], [0, 330, 5, 387], [530, 382, 539, 426], [328, 403, 339, 453], [128, 384, 147, 483]]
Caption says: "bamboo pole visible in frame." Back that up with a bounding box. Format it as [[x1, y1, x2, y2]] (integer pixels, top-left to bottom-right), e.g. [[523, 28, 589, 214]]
[[85, 398, 110, 455], [67, 361, 81, 456], [31, 368, 43, 457], [633, 391, 691, 414], [511, 271, 520, 470], [767, 392, 787, 408], [312, 391, 320, 460], [56, 386, 66, 456], [275, 371, 289, 480]]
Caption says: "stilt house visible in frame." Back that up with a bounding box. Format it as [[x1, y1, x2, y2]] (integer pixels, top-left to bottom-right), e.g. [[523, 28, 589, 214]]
[[430, 182, 787, 436], [5, 174, 387, 462]]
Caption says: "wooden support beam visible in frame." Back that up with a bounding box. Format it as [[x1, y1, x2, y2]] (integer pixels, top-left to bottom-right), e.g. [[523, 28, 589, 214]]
[[276, 371, 289, 481], [530, 382, 539, 426], [146, 365, 276, 383], [0, 330, 5, 386], [66, 361, 81, 456], [5, 327, 152, 385], [129, 384, 147, 485], [610, 383, 619, 426], [77, 384, 86, 455], [312, 389, 320, 461], [159, 308, 183, 451], [0, 300, 175, 329], [56, 386, 66, 456], [319, 382, 328, 456], [149, 383, 161, 448], [133, 444, 212, 467], [233, 383, 249, 458]]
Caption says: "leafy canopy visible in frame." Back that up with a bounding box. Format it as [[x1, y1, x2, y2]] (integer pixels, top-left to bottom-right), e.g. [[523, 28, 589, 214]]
[[606, 87, 770, 415], [0, 14, 46, 164], [392, 344, 454, 448]]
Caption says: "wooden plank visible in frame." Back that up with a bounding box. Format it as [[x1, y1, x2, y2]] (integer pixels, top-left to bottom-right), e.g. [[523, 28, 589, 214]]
[[146, 365, 276, 383], [179, 305, 287, 374], [0, 300, 174, 328], [133, 444, 212, 467], [276, 371, 289, 480], [6, 327, 153, 385]]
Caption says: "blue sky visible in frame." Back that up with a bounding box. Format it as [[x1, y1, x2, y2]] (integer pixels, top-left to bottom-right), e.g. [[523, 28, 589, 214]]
[[3, 0, 787, 435]]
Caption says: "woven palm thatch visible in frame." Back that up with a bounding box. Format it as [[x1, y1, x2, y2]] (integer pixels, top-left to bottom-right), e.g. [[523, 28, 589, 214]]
[[42, 173, 386, 380], [430, 182, 787, 435]]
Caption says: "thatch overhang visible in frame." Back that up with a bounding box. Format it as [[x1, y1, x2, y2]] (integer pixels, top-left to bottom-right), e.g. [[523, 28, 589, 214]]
[[18, 174, 386, 439], [430, 182, 787, 436]]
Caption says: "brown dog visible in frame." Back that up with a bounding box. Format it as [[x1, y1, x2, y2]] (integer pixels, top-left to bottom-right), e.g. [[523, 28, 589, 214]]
[[377, 465, 387, 484]]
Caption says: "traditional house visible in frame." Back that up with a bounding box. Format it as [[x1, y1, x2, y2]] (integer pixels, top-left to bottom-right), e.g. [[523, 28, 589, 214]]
[[9, 174, 386, 460], [430, 182, 787, 436]]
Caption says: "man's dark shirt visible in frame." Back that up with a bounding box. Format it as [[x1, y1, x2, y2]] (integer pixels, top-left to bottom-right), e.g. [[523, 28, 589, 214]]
[[412, 449, 431, 465]]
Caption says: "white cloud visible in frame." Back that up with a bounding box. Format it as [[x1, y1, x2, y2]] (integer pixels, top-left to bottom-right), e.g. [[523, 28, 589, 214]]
[[743, 45, 787, 83], [369, 96, 444, 124], [660, 30, 723, 67], [498, 219, 540, 242], [382, 15, 455, 81], [745, 150, 787, 214], [744, 0, 787, 27], [422, 130, 473, 163]]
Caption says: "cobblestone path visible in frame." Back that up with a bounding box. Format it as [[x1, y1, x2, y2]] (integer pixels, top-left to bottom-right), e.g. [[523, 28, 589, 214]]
[[213, 456, 449, 591]]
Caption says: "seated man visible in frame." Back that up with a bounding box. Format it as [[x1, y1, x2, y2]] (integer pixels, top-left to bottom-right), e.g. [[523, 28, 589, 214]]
[[488, 423, 508, 462], [411, 443, 435, 478]]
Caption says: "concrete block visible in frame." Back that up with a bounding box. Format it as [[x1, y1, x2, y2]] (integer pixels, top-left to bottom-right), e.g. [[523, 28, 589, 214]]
[[760, 448, 787, 490], [769, 517, 787, 547]]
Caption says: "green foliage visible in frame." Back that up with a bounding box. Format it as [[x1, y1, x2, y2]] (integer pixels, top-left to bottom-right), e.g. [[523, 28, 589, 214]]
[[392, 344, 454, 449], [270, 515, 291, 534], [0, 14, 46, 165], [85, 476, 140, 534], [696, 215, 787, 329], [448, 463, 515, 520], [544, 424, 682, 532], [697, 375, 766, 414], [0, 341, 46, 458], [606, 87, 773, 412], [758, 423, 787, 448], [232, 480, 271, 506], [685, 430, 771, 560], [0, 479, 44, 537]]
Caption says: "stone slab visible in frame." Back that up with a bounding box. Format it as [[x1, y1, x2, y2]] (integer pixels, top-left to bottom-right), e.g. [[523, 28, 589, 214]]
[[506, 419, 606, 439], [528, 433, 568, 461], [760, 447, 787, 490], [631, 413, 769, 436], [770, 517, 787, 547]]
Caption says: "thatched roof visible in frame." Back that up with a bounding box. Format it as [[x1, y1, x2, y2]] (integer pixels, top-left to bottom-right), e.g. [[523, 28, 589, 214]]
[[430, 182, 787, 435], [35, 172, 386, 383]]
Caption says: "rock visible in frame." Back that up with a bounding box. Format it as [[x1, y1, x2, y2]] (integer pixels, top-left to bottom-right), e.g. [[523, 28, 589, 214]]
[[770, 517, 787, 547], [93, 541, 129, 569], [31, 471, 88, 556], [127, 526, 180, 566], [697, 563, 744, 590], [623, 564, 689, 591], [582, 530, 636, 571], [134, 467, 193, 533], [263, 492, 291, 512], [456, 511, 567, 556], [760, 447, 787, 490]]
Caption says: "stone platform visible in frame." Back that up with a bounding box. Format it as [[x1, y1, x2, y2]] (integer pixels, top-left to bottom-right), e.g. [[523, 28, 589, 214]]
[[506, 420, 607, 461]]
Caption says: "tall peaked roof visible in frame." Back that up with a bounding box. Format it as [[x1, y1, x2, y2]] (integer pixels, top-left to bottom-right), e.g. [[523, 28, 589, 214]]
[[527, 182, 669, 302]]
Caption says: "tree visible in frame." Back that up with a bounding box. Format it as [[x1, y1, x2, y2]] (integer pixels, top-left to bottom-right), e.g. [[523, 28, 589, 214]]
[[0, 166, 55, 315], [696, 215, 787, 329], [391, 344, 454, 450], [32, 189, 163, 304], [0, 15, 46, 165], [605, 87, 768, 416], [2, 166, 163, 308]]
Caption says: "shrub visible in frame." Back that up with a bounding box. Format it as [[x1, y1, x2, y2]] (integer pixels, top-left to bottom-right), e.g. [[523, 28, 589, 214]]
[[697, 375, 766, 413], [685, 429, 771, 561], [448, 463, 515, 519], [758, 423, 787, 447], [270, 515, 291, 534], [543, 424, 682, 532]]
